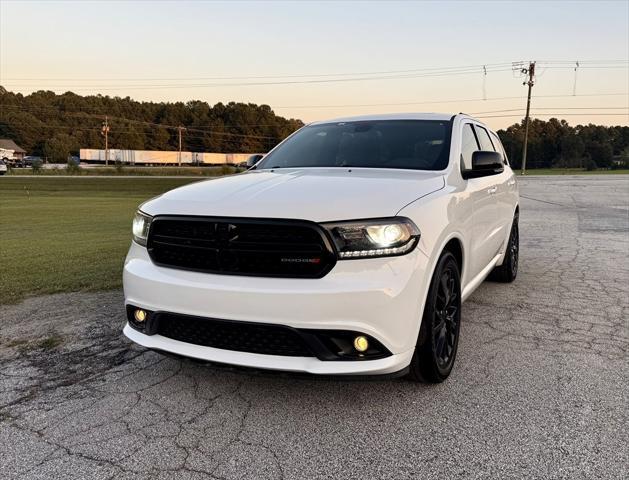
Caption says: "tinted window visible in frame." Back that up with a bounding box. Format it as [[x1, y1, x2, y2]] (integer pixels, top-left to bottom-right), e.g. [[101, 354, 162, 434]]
[[257, 120, 453, 171], [490, 131, 509, 165], [460, 123, 479, 170], [475, 126, 496, 152]]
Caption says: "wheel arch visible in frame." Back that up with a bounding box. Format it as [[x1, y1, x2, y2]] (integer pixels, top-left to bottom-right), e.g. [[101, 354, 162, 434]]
[[424, 231, 467, 291], [442, 237, 464, 278]]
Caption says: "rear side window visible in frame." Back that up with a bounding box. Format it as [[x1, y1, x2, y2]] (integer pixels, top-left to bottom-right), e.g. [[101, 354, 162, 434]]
[[475, 125, 496, 152], [460, 123, 479, 170], [490, 131, 509, 165]]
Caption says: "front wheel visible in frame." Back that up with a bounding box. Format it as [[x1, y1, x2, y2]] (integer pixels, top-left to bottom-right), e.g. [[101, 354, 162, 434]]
[[407, 251, 461, 383]]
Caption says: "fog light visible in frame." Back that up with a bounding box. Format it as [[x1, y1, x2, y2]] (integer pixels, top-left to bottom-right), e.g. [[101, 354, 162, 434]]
[[134, 309, 147, 323], [353, 336, 369, 352]]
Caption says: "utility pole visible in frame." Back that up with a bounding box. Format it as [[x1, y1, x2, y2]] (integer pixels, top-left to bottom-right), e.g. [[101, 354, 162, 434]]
[[177, 126, 186, 167], [521, 61, 535, 175], [101, 116, 110, 166]]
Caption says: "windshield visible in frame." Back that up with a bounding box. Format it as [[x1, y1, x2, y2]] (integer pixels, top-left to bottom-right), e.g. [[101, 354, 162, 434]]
[[257, 119, 452, 171]]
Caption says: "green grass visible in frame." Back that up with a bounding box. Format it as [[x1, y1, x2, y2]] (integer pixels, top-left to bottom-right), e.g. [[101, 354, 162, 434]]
[[0, 176, 203, 304], [516, 168, 629, 175]]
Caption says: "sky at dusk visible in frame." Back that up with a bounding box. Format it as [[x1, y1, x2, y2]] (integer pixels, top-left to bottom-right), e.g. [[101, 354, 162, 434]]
[[1, 0, 628, 129]]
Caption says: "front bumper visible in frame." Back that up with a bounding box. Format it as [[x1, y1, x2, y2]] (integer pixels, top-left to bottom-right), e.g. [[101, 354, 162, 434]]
[[123, 242, 430, 375], [124, 324, 413, 375]]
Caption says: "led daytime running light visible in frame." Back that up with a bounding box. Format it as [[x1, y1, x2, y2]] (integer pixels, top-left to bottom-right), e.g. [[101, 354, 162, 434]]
[[338, 239, 418, 258]]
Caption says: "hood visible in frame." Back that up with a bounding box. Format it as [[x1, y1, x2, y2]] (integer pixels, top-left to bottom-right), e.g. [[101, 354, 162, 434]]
[[141, 168, 444, 222]]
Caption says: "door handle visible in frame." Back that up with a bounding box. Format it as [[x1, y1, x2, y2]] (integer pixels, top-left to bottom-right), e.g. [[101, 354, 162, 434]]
[[487, 186, 497, 194]]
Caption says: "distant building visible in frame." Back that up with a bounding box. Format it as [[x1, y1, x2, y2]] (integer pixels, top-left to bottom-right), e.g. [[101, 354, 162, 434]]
[[0, 139, 26, 161]]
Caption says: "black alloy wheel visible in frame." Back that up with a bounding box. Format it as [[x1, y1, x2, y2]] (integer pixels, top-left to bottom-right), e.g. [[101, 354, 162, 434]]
[[433, 264, 460, 368], [489, 214, 519, 283], [407, 251, 461, 383], [508, 220, 519, 279]]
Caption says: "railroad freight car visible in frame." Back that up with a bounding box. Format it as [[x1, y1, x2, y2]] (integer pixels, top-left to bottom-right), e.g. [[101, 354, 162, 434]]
[[79, 149, 260, 165]]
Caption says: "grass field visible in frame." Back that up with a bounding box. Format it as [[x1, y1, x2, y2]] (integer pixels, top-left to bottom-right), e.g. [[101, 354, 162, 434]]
[[0, 177, 202, 304]]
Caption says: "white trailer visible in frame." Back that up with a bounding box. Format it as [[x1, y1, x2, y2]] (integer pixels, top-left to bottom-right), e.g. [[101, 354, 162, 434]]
[[79, 149, 260, 166], [80, 149, 194, 165]]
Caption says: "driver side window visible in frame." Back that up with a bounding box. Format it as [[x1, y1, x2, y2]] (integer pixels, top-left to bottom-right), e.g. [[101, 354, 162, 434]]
[[460, 123, 479, 171]]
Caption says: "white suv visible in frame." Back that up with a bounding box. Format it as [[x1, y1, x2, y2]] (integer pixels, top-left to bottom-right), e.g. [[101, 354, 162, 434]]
[[123, 113, 519, 382]]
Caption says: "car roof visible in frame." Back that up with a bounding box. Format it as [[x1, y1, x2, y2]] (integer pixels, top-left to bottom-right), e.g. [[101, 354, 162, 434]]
[[309, 112, 456, 125]]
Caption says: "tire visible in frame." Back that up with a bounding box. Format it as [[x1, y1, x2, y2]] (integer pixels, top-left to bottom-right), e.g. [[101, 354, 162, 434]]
[[407, 251, 461, 383], [489, 214, 519, 283]]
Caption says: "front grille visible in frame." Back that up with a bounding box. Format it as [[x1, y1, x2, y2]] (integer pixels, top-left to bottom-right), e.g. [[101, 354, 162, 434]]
[[155, 313, 314, 357], [147, 216, 337, 278]]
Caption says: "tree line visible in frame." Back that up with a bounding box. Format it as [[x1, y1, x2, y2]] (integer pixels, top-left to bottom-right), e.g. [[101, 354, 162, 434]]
[[0, 87, 303, 161], [1, 87, 627, 168], [497, 118, 629, 170]]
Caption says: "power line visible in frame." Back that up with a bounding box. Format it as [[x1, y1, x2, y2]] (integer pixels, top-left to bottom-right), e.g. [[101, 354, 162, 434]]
[[274, 92, 629, 109], [470, 107, 629, 115], [0, 104, 302, 132], [25, 114, 626, 129], [3, 59, 625, 82], [0, 62, 516, 82], [0, 105, 284, 140], [1, 67, 519, 90], [5, 99, 627, 133], [474, 113, 629, 119], [531, 106, 629, 110], [3, 63, 626, 91], [535, 59, 628, 64], [3, 94, 627, 131]]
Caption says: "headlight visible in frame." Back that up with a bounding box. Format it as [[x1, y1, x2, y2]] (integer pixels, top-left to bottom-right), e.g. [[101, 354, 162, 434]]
[[132, 211, 152, 246], [322, 217, 420, 259]]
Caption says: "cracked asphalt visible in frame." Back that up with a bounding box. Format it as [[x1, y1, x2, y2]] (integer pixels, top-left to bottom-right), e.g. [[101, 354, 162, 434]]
[[1, 175, 627, 479]]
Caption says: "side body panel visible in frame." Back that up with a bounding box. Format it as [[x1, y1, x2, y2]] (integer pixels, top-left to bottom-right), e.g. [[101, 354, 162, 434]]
[[398, 114, 519, 317]]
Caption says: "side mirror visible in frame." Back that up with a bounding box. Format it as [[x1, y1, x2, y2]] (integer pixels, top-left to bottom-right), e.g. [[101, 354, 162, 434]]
[[246, 154, 264, 168], [463, 151, 504, 179]]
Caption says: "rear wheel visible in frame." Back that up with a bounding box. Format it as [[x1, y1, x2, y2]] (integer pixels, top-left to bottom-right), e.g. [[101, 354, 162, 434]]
[[489, 214, 519, 283], [407, 251, 461, 383]]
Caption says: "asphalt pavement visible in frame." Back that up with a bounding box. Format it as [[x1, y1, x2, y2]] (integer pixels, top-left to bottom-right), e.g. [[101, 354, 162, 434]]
[[1, 175, 627, 479]]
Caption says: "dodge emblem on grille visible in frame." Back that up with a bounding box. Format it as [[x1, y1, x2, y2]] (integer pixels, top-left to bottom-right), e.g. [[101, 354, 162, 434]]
[[215, 223, 239, 245], [280, 258, 321, 264]]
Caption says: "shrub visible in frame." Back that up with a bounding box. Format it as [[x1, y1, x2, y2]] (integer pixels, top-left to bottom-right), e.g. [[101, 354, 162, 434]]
[[66, 159, 81, 174], [219, 165, 235, 175], [585, 158, 598, 171], [31, 159, 43, 173]]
